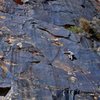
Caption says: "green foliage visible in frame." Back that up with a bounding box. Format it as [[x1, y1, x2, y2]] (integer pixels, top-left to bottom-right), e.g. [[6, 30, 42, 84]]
[[67, 26, 84, 33], [95, 33, 100, 41]]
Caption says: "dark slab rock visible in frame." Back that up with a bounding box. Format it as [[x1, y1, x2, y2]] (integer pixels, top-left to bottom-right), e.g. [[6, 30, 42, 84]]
[[33, 0, 97, 25], [0, 0, 100, 99]]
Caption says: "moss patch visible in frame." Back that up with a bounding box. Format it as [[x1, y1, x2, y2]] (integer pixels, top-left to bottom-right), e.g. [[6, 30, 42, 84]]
[[67, 26, 84, 33], [95, 33, 100, 41]]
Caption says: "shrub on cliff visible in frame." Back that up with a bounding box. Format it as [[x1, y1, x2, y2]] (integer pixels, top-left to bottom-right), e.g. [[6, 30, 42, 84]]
[[67, 17, 100, 41], [79, 18, 91, 33]]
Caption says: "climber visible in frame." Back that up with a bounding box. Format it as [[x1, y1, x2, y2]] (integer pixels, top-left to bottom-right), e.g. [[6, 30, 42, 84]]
[[64, 49, 77, 61]]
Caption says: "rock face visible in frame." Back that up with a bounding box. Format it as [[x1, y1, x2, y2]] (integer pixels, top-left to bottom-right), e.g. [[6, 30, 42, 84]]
[[29, 0, 97, 25], [0, 0, 100, 100]]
